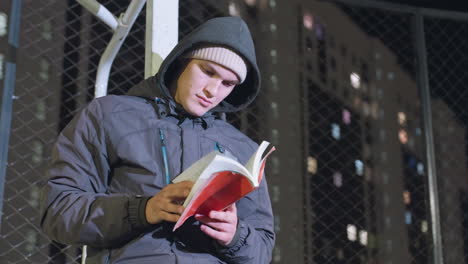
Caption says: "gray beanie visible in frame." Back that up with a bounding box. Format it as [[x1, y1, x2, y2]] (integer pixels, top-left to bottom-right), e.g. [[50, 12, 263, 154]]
[[185, 46, 248, 83]]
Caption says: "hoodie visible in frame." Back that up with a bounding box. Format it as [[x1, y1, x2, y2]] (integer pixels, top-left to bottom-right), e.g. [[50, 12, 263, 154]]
[[40, 16, 275, 263]]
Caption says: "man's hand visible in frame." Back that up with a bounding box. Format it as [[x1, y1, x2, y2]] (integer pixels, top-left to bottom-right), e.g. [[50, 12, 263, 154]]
[[195, 203, 238, 246], [145, 181, 194, 225]]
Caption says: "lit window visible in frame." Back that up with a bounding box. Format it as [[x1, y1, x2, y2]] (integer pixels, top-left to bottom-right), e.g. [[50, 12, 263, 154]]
[[270, 23, 277, 33], [350, 72, 361, 89], [386, 239, 393, 251], [337, 248, 344, 260], [39, 58, 50, 82], [271, 129, 279, 145], [271, 156, 280, 174], [408, 156, 417, 169], [274, 214, 281, 233], [331, 123, 340, 140], [417, 162, 424, 175], [355, 160, 364, 176], [29, 185, 40, 208], [303, 13, 314, 30], [399, 129, 408, 144], [385, 216, 391, 227], [421, 220, 428, 233], [271, 102, 279, 119], [376, 68, 382, 80], [415, 127, 422, 136], [35, 99, 46, 121], [367, 233, 376, 249], [408, 137, 415, 148], [244, 0, 256, 6], [0, 12, 7, 37], [342, 109, 351, 124], [270, 75, 279, 92], [273, 247, 281, 262], [307, 156, 317, 174], [271, 185, 280, 203], [379, 173, 388, 185], [333, 172, 342, 187], [398, 112, 406, 125], [403, 190, 411, 205], [229, 2, 240, 16], [269, 0, 276, 8], [25, 229, 38, 254], [315, 23, 324, 40], [387, 72, 395, 80], [359, 230, 368, 246], [379, 109, 385, 119], [405, 211, 412, 225], [0, 53, 4, 80], [32, 140, 44, 164], [371, 102, 379, 119], [347, 224, 357, 241], [362, 101, 370, 117], [41, 19, 52, 40], [381, 151, 387, 162], [384, 193, 390, 206], [353, 96, 361, 109], [270, 49, 277, 64]]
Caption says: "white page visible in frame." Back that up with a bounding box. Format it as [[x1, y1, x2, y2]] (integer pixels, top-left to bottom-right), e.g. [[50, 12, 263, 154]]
[[182, 155, 253, 206], [172, 151, 218, 183], [244, 141, 270, 184]]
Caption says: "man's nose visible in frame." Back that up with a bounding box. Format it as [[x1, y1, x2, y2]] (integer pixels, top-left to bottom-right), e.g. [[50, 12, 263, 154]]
[[203, 79, 221, 98]]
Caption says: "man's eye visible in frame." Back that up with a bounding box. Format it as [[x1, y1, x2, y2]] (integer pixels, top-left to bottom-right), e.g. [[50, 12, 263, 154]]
[[223, 81, 236, 87], [202, 68, 214, 76]]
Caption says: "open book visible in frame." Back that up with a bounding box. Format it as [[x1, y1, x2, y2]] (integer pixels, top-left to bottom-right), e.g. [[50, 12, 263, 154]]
[[172, 141, 275, 231]]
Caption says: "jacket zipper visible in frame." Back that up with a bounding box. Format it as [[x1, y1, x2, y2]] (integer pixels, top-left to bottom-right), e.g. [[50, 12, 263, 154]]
[[159, 129, 171, 185]]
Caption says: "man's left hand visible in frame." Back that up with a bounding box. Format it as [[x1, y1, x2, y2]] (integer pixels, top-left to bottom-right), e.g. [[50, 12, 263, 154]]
[[195, 203, 238, 246]]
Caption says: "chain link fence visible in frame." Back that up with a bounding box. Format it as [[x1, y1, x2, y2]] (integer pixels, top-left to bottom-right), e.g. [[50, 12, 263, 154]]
[[0, 0, 467, 263], [299, 1, 468, 263]]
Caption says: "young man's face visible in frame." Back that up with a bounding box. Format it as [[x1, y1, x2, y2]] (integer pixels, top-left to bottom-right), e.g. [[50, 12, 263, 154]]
[[174, 59, 239, 117]]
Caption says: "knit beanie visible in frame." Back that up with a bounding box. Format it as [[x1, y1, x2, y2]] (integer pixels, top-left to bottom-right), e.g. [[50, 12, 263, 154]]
[[185, 46, 248, 83]]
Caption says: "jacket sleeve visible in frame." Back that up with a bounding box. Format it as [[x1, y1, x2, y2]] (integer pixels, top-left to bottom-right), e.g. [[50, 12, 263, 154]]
[[215, 176, 275, 263], [40, 99, 147, 248]]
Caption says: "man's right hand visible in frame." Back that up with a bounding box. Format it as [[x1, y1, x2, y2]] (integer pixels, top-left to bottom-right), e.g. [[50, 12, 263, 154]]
[[145, 181, 194, 225]]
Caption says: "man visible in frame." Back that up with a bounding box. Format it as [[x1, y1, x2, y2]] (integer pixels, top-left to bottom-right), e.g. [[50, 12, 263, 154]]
[[40, 16, 275, 263]]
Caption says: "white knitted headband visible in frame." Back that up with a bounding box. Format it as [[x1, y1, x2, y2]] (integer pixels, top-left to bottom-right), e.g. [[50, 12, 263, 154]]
[[185, 46, 248, 83]]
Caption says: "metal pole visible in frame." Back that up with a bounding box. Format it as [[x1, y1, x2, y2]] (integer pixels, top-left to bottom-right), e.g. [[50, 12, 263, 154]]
[[413, 11, 444, 264], [145, 0, 178, 78], [94, 0, 146, 98], [0, 0, 22, 229]]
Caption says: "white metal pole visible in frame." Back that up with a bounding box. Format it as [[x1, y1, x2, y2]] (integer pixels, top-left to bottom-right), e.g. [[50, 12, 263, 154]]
[[94, 0, 146, 98], [77, 0, 118, 30], [145, 0, 179, 78]]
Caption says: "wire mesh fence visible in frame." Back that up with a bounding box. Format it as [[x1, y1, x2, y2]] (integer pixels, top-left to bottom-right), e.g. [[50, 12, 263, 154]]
[[299, 3, 429, 263], [0, 0, 467, 263]]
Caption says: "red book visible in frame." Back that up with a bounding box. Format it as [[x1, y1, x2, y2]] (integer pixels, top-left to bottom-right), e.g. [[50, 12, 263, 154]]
[[172, 141, 275, 231]]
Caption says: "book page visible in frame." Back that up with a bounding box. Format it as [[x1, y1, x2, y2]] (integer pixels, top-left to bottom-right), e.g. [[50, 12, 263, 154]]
[[172, 151, 218, 183], [183, 155, 253, 207], [244, 141, 270, 184]]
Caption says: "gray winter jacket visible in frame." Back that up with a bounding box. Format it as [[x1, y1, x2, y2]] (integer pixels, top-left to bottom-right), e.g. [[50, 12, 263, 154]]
[[40, 16, 275, 263]]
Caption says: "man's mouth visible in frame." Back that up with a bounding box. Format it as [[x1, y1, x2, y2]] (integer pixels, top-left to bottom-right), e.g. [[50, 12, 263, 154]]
[[196, 95, 212, 107]]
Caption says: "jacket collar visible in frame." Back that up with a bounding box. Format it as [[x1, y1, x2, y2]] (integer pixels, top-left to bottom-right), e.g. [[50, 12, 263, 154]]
[[153, 96, 216, 129]]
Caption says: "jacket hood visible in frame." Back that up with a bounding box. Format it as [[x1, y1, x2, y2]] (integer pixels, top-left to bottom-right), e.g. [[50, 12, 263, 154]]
[[127, 16, 260, 114]]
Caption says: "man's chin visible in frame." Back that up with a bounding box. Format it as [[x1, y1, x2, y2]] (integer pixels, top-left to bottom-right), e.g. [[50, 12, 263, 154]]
[[187, 108, 208, 117]]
